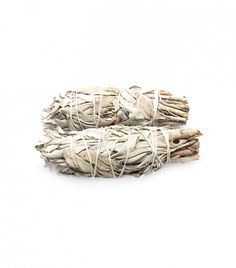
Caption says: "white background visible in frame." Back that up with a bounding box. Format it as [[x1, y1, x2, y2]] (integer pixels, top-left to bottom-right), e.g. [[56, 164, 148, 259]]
[[0, 0, 236, 267]]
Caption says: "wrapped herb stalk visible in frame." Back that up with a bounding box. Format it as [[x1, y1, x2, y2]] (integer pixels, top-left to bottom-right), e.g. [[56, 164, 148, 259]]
[[36, 126, 201, 178], [43, 86, 189, 132]]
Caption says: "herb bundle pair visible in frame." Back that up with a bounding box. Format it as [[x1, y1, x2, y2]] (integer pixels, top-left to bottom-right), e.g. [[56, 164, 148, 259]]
[[36, 86, 201, 177]]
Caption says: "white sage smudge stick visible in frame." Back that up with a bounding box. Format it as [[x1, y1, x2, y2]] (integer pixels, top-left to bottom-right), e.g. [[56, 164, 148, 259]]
[[35, 126, 201, 178], [43, 86, 189, 132]]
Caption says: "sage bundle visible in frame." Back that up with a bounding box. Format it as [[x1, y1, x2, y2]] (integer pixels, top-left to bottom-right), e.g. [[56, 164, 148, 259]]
[[43, 86, 189, 132], [36, 126, 201, 178]]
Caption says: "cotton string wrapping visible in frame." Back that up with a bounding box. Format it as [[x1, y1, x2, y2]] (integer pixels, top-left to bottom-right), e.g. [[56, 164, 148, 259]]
[[75, 89, 83, 130], [99, 128, 116, 178], [68, 90, 170, 177], [153, 89, 160, 125], [119, 129, 131, 178], [68, 126, 170, 178]]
